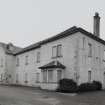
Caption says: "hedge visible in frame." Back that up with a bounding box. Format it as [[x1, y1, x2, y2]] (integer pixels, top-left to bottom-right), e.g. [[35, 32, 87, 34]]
[[56, 78, 102, 93], [56, 78, 78, 93]]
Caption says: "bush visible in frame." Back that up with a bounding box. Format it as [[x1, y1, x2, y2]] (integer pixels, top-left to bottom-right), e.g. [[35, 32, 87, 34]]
[[93, 80, 102, 90], [78, 81, 102, 92], [78, 82, 95, 92], [57, 78, 78, 93]]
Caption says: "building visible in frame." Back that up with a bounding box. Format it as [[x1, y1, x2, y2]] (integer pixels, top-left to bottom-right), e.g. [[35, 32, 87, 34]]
[[0, 13, 105, 90]]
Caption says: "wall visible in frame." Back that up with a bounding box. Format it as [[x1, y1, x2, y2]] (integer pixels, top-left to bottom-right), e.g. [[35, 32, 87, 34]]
[[14, 31, 105, 89], [0, 44, 6, 83]]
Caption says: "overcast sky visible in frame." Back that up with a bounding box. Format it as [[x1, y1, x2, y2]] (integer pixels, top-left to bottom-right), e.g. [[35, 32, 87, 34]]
[[0, 0, 105, 47]]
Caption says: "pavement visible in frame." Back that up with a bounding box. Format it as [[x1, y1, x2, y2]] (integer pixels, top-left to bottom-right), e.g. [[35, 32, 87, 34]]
[[0, 85, 105, 105]]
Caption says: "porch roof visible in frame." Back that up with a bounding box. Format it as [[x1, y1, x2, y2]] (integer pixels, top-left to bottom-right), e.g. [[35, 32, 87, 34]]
[[39, 60, 66, 69]]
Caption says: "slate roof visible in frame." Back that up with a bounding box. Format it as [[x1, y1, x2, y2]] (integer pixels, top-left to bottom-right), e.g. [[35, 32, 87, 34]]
[[13, 26, 105, 55], [39, 60, 66, 69], [0, 42, 22, 55]]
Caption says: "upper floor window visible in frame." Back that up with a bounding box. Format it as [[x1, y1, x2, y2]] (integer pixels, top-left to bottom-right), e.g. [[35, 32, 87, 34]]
[[88, 43, 92, 57], [0, 59, 3, 67], [16, 58, 19, 66], [52, 44, 62, 58], [83, 37, 85, 50], [52, 46, 57, 58], [36, 52, 40, 63], [103, 50, 105, 61], [57, 44, 62, 57], [25, 56, 28, 65]]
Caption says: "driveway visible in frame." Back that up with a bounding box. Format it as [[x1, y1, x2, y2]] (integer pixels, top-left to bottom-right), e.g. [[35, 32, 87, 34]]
[[0, 85, 105, 105]]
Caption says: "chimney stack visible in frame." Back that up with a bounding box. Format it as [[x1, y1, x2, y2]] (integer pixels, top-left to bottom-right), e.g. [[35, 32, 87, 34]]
[[93, 12, 100, 37]]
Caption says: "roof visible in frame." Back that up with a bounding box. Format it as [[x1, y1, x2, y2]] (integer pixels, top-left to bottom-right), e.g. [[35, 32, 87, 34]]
[[39, 60, 66, 69], [0, 42, 22, 55], [14, 26, 105, 55]]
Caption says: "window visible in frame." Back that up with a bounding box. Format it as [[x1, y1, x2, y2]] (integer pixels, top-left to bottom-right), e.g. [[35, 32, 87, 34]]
[[36, 52, 40, 63], [57, 70, 62, 82], [74, 72, 79, 83], [88, 43, 92, 57], [25, 73, 28, 83], [36, 73, 40, 83], [0, 59, 3, 67], [57, 44, 62, 57], [83, 37, 85, 49], [52, 44, 62, 58], [103, 50, 105, 61], [16, 58, 19, 66], [88, 71, 91, 82], [16, 74, 19, 83], [1, 74, 3, 81], [52, 46, 57, 58], [25, 56, 28, 65], [43, 70, 47, 82], [48, 70, 53, 82]]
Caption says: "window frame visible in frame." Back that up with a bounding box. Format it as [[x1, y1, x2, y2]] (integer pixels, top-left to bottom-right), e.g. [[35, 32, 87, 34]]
[[16, 58, 19, 66], [57, 70, 62, 82], [36, 52, 40, 63], [48, 70, 53, 83], [36, 73, 40, 83], [88, 71, 91, 82], [52, 44, 62, 58], [88, 43, 92, 57], [57, 44, 62, 57], [52, 46, 57, 58], [25, 55, 29, 65]]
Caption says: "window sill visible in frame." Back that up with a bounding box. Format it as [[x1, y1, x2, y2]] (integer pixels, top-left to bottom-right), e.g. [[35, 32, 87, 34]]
[[42, 82, 57, 84], [52, 56, 62, 59], [88, 56, 92, 57]]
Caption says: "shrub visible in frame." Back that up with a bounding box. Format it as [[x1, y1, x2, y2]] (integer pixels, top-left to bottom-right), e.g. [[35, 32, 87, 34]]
[[78, 81, 102, 92], [57, 78, 78, 93], [78, 82, 95, 92], [93, 80, 102, 90]]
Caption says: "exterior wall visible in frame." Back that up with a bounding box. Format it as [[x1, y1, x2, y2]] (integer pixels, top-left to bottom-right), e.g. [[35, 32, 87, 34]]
[[0, 44, 6, 83], [1, 31, 105, 90], [15, 32, 105, 90], [77, 33, 105, 87], [15, 32, 82, 89], [15, 48, 42, 86], [5, 54, 16, 84]]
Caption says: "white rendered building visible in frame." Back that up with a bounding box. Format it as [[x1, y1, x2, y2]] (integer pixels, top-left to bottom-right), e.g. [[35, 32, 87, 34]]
[[0, 13, 105, 90]]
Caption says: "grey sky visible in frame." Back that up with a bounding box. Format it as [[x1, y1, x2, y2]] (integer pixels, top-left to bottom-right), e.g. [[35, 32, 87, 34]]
[[0, 0, 105, 47]]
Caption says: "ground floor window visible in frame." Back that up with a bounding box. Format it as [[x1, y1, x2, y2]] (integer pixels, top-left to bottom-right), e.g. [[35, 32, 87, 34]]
[[57, 70, 62, 82], [36, 73, 40, 83], [88, 71, 91, 82], [48, 70, 53, 82], [16, 74, 19, 83], [43, 70, 47, 82], [42, 69, 63, 83], [1, 74, 3, 81], [25, 73, 28, 83]]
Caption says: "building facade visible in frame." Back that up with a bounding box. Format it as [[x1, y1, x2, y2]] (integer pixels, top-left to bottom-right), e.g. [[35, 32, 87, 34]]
[[0, 13, 105, 90]]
